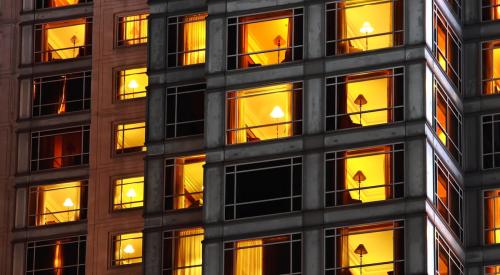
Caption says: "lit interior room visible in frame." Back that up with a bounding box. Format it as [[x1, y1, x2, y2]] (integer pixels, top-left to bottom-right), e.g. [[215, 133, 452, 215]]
[[114, 232, 143, 266], [435, 92, 448, 146], [117, 68, 148, 100], [172, 228, 203, 273], [29, 181, 84, 226], [238, 11, 292, 68], [119, 14, 148, 46], [39, 19, 87, 62], [115, 122, 146, 154], [341, 146, 392, 204], [43, 0, 80, 8], [173, 156, 205, 209], [113, 176, 144, 210], [179, 14, 207, 66], [483, 42, 500, 94], [227, 83, 296, 144], [485, 190, 500, 244]]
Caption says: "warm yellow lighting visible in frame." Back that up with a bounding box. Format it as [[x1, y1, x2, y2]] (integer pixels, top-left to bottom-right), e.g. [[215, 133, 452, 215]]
[[63, 198, 74, 207], [128, 79, 139, 89], [360, 22, 374, 34], [236, 240, 263, 275], [123, 244, 135, 254], [42, 19, 86, 61], [126, 188, 137, 198], [181, 14, 207, 66], [270, 106, 285, 119], [175, 156, 205, 209], [122, 14, 148, 45], [347, 75, 390, 126], [175, 228, 204, 274], [116, 122, 146, 153]]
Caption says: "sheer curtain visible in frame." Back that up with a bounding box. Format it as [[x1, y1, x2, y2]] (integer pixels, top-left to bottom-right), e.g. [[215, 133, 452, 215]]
[[175, 228, 203, 275], [182, 14, 207, 65], [235, 240, 263, 275]]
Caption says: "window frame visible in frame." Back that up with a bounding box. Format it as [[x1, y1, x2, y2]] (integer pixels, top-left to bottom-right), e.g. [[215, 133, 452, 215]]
[[325, 0, 405, 57], [162, 227, 204, 275], [226, 7, 304, 70], [114, 65, 148, 102], [433, 79, 463, 164], [225, 81, 303, 145], [481, 40, 500, 95], [113, 121, 146, 156], [33, 17, 93, 64], [433, 155, 464, 242], [432, 4, 462, 92], [28, 180, 88, 227], [115, 13, 149, 48], [30, 125, 90, 172], [32, 71, 91, 117], [482, 113, 500, 170], [481, 0, 500, 21], [325, 67, 405, 131], [26, 235, 86, 275], [224, 156, 303, 221], [165, 83, 206, 139], [111, 175, 144, 211], [324, 220, 405, 275], [110, 231, 143, 267], [167, 12, 208, 68], [34, 0, 92, 10], [483, 188, 500, 245], [164, 155, 206, 211], [434, 230, 464, 275], [325, 143, 405, 207], [223, 232, 302, 275]]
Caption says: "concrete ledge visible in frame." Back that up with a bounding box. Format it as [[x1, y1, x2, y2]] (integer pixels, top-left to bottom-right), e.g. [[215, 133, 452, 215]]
[[11, 221, 87, 242]]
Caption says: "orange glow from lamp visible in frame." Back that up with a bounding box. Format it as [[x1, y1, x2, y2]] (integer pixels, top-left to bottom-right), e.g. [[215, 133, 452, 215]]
[[352, 170, 366, 201], [359, 22, 374, 51], [354, 244, 368, 275], [270, 105, 285, 138]]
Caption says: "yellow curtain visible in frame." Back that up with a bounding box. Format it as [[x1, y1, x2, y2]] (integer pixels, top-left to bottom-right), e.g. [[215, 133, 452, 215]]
[[495, 0, 500, 20], [486, 193, 496, 244], [124, 15, 148, 45], [175, 228, 203, 275], [235, 240, 263, 275], [182, 14, 207, 65]]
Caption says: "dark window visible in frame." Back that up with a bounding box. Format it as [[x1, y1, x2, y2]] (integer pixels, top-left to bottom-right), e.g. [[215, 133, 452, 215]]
[[434, 80, 462, 164], [325, 221, 404, 275], [482, 40, 500, 95], [482, 113, 500, 169], [32, 71, 91, 117], [225, 157, 302, 220], [325, 0, 404, 56], [116, 14, 149, 47], [227, 8, 303, 70], [224, 233, 302, 275], [31, 125, 90, 171], [28, 180, 88, 227], [162, 228, 204, 275], [166, 83, 205, 139], [435, 231, 464, 275], [35, 0, 92, 10], [434, 156, 463, 242], [26, 235, 86, 275], [164, 155, 205, 210], [34, 18, 92, 63], [226, 82, 303, 144], [325, 144, 404, 207], [167, 13, 207, 67], [433, 5, 462, 91], [482, 0, 500, 21], [326, 68, 404, 131]]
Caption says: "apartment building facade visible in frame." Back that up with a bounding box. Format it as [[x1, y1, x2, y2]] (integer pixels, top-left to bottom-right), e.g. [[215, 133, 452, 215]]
[[1, 0, 500, 274]]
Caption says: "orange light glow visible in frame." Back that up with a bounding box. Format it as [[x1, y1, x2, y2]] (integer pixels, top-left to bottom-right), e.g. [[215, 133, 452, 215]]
[[113, 176, 144, 210], [175, 156, 205, 209], [437, 21, 448, 72], [122, 14, 148, 45], [50, 0, 78, 7], [34, 181, 82, 226], [54, 240, 63, 275], [436, 95, 448, 145], [42, 19, 86, 61], [485, 190, 500, 244], [115, 122, 146, 153], [114, 232, 143, 265], [175, 228, 204, 275], [118, 67, 148, 100], [235, 240, 263, 275], [181, 14, 207, 66], [228, 84, 294, 144]]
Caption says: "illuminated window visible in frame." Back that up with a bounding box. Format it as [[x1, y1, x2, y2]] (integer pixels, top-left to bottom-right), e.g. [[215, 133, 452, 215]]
[[31, 125, 90, 171], [224, 233, 301, 275], [26, 236, 86, 275], [35, 0, 91, 9], [227, 9, 303, 70], [325, 221, 404, 275], [483, 114, 500, 169], [34, 18, 92, 63], [482, 0, 500, 21], [434, 80, 462, 163], [326, 0, 404, 56], [225, 157, 302, 220], [434, 156, 463, 241], [326, 68, 404, 130], [33, 71, 91, 117], [325, 144, 404, 207], [112, 232, 143, 266], [166, 83, 205, 138], [482, 41, 500, 95], [117, 14, 148, 46], [163, 228, 204, 275], [433, 5, 462, 90], [113, 176, 144, 210], [115, 122, 146, 154], [167, 13, 207, 67], [486, 265, 500, 274], [116, 67, 148, 100], [434, 231, 464, 275], [485, 189, 500, 244], [28, 180, 87, 226], [164, 155, 205, 210], [226, 83, 302, 144]]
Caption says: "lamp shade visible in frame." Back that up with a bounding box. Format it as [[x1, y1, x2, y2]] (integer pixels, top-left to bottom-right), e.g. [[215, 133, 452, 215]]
[[270, 106, 285, 119], [354, 244, 368, 256], [354, 94, 368, 106], [360, 22, 374, 34], [353, 170, 367, 182]]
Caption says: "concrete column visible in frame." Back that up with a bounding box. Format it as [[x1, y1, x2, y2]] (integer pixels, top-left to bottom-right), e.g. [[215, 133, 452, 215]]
[[406, 0, 426, 46], [463, 42, 480, 98], [305, 2, 324, 60], [146, 86, 165, 144], [17, 132, 30, 174], [303, 229, 322, 275], [465, 188, 482, 248], [21, 25, 33, 65], [14, 188, 27, 229], [148, 15, 166, 72], [143, 230, 163, 275], [463, 0, 479, 25], [145, 158, 164, 215], [406, 138, 427, 198], [303, 151, 323, 211], [304, 78, 324, 135], [203, 161, 224, 224], [206, 14, 226, 74], [12, 242, 24, 275], [405, 215, 428, 274], [205, 91, 225, 149], [406, 63, 426, 121], [203, 241, 223, 275]]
